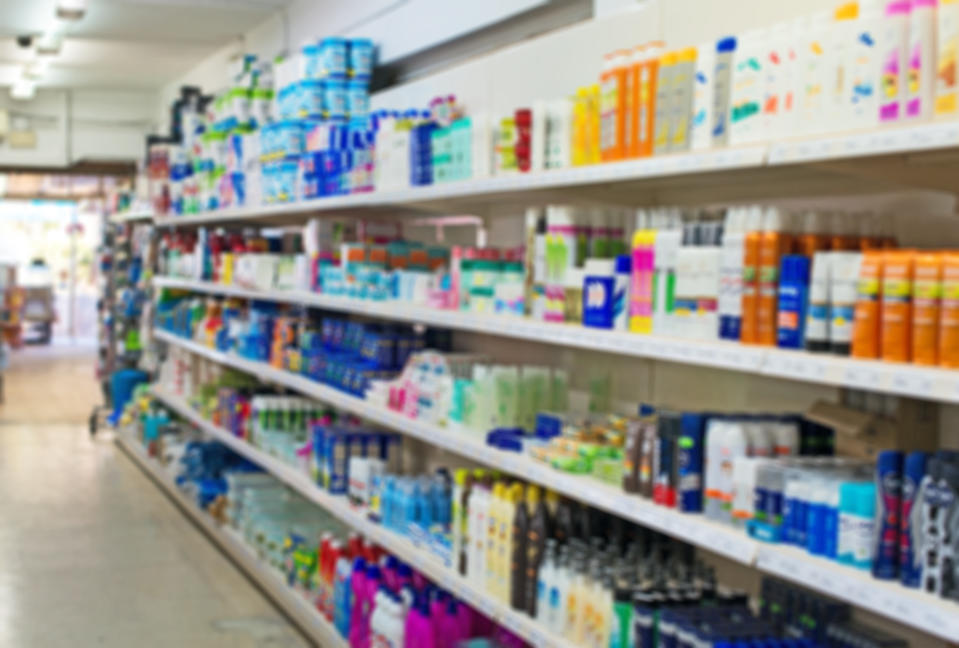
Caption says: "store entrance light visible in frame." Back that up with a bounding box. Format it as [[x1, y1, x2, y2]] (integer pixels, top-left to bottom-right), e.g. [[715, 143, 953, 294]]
[[11, 80, 36, 101], [57, 0, 86, 21]]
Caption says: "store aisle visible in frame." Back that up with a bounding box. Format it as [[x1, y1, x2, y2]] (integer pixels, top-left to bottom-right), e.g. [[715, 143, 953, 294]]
[[0, 346, 309, 647]]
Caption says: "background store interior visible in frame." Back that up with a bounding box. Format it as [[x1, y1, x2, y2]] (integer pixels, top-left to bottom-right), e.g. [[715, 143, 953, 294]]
[[2, 1, 959, 648]]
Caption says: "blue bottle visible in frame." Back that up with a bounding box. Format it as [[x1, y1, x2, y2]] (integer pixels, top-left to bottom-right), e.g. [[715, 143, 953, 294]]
[[776, 255, 811, 349], [678, 413, 705, 513], [873, 450, 903, 580]]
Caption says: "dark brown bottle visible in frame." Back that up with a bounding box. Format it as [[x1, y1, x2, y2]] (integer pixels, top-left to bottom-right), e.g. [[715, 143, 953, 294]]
[[524, 486, 550, 616], [509, 484, 529, 611]]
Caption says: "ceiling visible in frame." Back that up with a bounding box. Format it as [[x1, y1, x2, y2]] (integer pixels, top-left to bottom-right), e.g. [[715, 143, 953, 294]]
[[0, 0, 292, 90]]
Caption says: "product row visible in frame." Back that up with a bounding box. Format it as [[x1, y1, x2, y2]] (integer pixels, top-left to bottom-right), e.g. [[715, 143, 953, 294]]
[[158, 203, 959, 369], [129, 394, 912, 648], [150, 0, 959, 216], [153, 324, 958, 606]]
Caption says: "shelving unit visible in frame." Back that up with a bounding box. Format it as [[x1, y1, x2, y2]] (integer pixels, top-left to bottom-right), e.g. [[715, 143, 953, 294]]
[[154, 277, 959, 404], [144, 387, 579, 648], [109, 210, 155, 225], [114, 430, 347, 648], [151, 331, 959, 642], [150, 121, 959, 229]]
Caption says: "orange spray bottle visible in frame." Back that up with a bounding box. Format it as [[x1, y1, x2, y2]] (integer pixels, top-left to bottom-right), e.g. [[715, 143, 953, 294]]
[[757, 207, 795, 346], [880, 250, 915, 363], [851, 249, 884, 358], [939, 252, 959, 368], [740, 205, 763, 344], [912, 252, 943, 365]]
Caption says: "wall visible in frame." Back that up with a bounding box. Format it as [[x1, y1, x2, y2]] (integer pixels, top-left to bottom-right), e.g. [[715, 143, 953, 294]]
[[0, 87, 157, 168]]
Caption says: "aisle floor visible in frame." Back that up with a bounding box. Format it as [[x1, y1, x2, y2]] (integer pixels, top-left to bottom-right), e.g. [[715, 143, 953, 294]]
[[0, 345, 309, 647]]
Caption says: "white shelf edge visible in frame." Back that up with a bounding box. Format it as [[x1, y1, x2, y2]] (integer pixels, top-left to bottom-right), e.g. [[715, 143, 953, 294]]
[[148, 386, 578, 648], [152, 331, 959, 641], [114, 430, 347, 648], [154, 277, 959, 405], [109, 210, 155, 224]]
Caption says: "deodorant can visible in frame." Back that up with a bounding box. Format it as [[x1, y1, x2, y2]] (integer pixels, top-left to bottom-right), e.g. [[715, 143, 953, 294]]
[[873, 450, 903, 580], [899, 451, 928, 587], [678, 413, 705, 513]]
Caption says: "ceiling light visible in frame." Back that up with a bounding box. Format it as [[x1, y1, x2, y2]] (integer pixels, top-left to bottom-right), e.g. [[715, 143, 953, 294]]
[[57, 0, 86, 20], [24, 60, 49, 80], [36, 31, 63, 56], [11, 80, 36, 101]]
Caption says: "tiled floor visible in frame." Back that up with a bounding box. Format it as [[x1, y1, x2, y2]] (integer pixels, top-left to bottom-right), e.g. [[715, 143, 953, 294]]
[[0, 344, 308, 647]]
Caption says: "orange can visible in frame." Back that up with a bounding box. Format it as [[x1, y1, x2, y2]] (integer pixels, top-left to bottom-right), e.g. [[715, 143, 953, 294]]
[[879, 250, 915, 363], [911, 252, 943, 365], [851, 250, 884, 358]]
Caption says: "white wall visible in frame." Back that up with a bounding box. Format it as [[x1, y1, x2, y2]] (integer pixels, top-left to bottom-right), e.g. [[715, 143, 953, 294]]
[[0, 87, 157, 168]]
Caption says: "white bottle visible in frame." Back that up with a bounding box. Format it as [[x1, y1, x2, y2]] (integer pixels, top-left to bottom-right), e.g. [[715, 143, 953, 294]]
[[906, 0, 937, 120], [763, 23, 797, 140], [745, 417, 773, 457], [729, 28, 767, 145], [849, 0, 885, 130], [879, 0, 911, 123], [704, 418, 729, 520], [718, 207, 745, 341], [719, 418, 751, 526], [936, 0, 959, 117], [370, 590, 390, 648], [535, 550, 555, 622], [691, 42, 716, 150], [549, 554, 569, 634], [653, 210, 683, 336], [466, 479, 488, 582], [798, 11, 832, 135], [772, 418, 800, 456], [731, 456, 759, 530], [831, 2, 860, 133]]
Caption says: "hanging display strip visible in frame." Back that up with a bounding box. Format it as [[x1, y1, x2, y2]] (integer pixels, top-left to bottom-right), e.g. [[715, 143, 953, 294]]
[[114, 431, 348, 648], [151, 332, 959, 641], [154, 277, 959, 404]]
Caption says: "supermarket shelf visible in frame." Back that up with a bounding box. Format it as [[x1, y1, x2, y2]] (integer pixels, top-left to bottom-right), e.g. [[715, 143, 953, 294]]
[[149, 350, 959, 643], [109, 210, 155, 225], [152, 121, 959, 228], [148, 386, 579, 648], [114, 430, 346, 648], [154, 328, 757, 564], [154, 277, 959, 404]]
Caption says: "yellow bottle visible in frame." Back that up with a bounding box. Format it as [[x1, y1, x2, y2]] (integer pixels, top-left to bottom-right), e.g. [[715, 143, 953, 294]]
[[485, 482, 504, 595]]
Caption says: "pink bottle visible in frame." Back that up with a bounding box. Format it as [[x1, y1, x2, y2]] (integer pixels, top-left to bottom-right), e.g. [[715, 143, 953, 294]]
[[348, 564, 380, 648], [403, 590, 435, 648]]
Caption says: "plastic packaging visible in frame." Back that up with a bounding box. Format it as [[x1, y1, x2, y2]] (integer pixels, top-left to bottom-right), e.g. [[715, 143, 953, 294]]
[[852, 250, 884, 358], [879, 0, 911, 122], [906, 0, 937, 119]]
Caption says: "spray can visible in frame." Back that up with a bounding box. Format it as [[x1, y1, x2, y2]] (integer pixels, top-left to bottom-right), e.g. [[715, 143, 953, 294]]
[[873, 450, 903, 580], [899, 451, 927, 587]]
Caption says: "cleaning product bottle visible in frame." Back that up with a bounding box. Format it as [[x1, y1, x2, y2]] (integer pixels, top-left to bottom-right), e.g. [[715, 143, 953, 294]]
[[403, 591, 434, 648], [757, 208, 794, 346], [906, 0, 937, 120], [629, 211, 656, 334], [718, 207, 745, 340], [333, 552, 355, 637], [524, 485, 550, 615], [912, 252, 943, 364], [880, 0, 911, 122], [936, 0, 959, 116], [740, 205, 763, 344], [880, 249, 915, 362], [510, 483, 529, 610], [852, 249, 884, 358]]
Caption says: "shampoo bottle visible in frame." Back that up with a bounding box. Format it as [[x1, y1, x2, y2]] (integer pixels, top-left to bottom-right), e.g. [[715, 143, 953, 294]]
[[906, 0, 937, 120]]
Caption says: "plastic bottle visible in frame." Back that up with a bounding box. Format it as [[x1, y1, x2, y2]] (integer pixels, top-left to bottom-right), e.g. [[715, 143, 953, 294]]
[[451, 469, 470, 574], [880, 0, 911, 122], [906, 0, 937, 120], [797, 12, 831, 135], [806, 251, 832, 352], [758, 208, 794, 346], [880, 249, 915, 362], [485, 482, 504, 597], [829, 252, 863, 354], [629, 211, 656, 334], [403, 591, 433, 648], [653, 51, 677, 155], [940, 252, 959, 366], [936, 0, 959, 116], [333, 553, 355, 636], [466, 474, 489, 582], [852, 249, 884, 358], [912, 252, 943, 364], [832, 2, 861, 131], [634, 42, 663, 158], [653, 210, 682, 336], [703, 418, 728, 520], [712, 37, 738, 147], [691, 42, 715, 151], [524, 486, 550, 616], [731, 456, 759, 529], [509, 484, 529, 610], [729, 28, 766, 145], [740, 206, 763, 344], [670, 47, 698, 152], [776, 254, 811, 349], [718, 207, 745, 340]]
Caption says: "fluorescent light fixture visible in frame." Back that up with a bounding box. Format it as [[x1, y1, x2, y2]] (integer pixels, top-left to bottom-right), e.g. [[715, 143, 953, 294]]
[[36, 31, 63, 56], [11, 80, 36, 101], [24, 60, 49, 80], [57, 0, 86, 20]]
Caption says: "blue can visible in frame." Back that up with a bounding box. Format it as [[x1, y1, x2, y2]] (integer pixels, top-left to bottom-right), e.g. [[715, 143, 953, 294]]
[[776, 255, 811, 349], [900, 451, 926, 586], [874, 450, 903, 580]]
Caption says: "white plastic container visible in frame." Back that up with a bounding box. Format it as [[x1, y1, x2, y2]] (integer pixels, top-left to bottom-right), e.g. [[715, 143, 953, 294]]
[[729, 28, 767, 145], [763, 23, 797, 140], [936, 0, 959, 116], [797, 12, 831, 136], [906, 0, 938, 120], [847, 0, 884, 130], [691, 42, 715, 150], [879, 0, 911, 123]]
